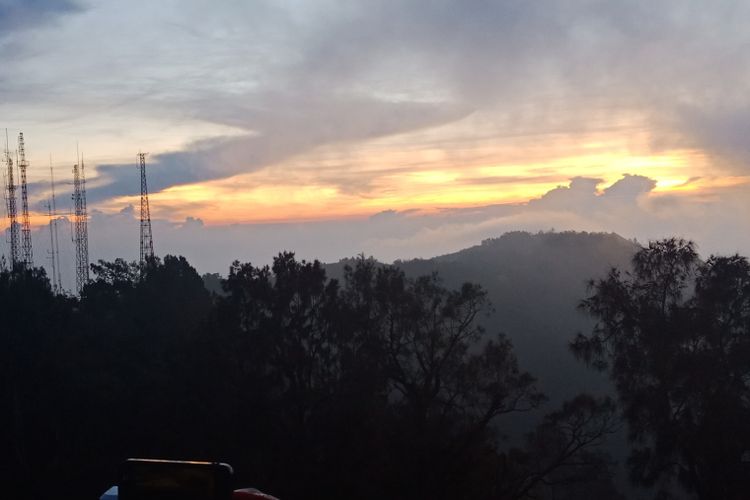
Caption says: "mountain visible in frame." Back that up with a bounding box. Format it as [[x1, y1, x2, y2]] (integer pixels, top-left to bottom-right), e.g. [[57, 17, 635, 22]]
[[328, 230, 639, 409]]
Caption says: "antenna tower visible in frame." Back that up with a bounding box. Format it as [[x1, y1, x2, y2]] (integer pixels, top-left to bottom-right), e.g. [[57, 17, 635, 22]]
[[4, 130, 20, 268], [138, 152, 154, 264], [17, 132, 33, 267], [72, 154, 89, 294], [45, 200, 58, 291], [48, 159, 63, 292]]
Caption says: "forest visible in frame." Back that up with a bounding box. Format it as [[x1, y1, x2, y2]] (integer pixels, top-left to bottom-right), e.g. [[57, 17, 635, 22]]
[[1, 235, 749, 500]]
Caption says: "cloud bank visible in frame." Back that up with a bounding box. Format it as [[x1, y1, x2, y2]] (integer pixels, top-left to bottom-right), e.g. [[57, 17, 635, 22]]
[[23, 174, 748, 292], [4, 1, 750, 203], [3, 1, 750, 282]]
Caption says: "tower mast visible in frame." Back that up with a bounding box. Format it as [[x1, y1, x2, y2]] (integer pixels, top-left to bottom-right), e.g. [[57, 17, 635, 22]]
[[17, 132, 33, 268], [138, 152, 154, 264], [46, 200, 57, 291], [72, 152, 89, 294], [4, 130, 19, 268], [48, 157, 63, 292]]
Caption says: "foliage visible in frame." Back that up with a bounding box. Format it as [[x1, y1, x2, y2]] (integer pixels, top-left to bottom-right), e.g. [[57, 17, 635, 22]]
[[573, 238, 750, 499], [0, 253, 618, 499]]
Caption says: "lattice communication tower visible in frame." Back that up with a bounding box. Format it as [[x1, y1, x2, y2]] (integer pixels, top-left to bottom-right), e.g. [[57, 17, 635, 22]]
[[4, 131, 20, 268], [17, 132, 33, 268], [72, 156, 89, 294], [47, 158, 63, 292], [138, 152, 154, 264]]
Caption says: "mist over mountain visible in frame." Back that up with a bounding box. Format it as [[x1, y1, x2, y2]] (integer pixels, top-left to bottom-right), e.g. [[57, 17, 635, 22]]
[[6, 227, 748, 499], [328, 230, 639, 407], [327, 231, 642, 495]]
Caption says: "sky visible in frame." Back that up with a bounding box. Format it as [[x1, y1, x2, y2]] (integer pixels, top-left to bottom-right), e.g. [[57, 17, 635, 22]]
[[2, 0, 750, 288]]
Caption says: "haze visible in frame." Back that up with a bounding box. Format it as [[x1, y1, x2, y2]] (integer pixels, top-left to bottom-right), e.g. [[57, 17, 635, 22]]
[[2, 0, 749, 284]]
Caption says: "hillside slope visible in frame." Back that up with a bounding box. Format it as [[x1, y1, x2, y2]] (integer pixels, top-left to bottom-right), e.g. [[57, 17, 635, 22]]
[[329, 231, 639, 406]]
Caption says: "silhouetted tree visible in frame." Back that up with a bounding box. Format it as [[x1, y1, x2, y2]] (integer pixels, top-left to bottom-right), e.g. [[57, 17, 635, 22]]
[[495, 394, 621, 500], [0, 250, 622, 500], [0, 266, 76, 499], [573, 238, 750, 499], [214, 254, 382, 498], [343, 260, 546, 498]]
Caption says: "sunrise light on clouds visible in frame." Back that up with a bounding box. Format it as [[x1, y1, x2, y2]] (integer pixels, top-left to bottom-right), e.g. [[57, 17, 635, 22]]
[[2, 0, 750, 274], [8, 4, 750, 498]]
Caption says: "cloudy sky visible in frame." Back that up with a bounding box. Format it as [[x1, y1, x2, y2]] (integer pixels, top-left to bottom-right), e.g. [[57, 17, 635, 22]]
[[2, 0, 750, 286]]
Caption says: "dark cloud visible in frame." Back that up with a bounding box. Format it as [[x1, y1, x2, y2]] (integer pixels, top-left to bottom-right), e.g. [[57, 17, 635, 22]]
[[0, 0, 82, 33], [602, 174, 656, 200], [86, 95, 469, 202], [530, 177, 602, 211], [529, 175, 659, 221], [129, 2, 750, 196], [369, 209, 400, 221], [666, 105, 750, 168], [181, 216, 203, 229], [286, 0, 750, 173]]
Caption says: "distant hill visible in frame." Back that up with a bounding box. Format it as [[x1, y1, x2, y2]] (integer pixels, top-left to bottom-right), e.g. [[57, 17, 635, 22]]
[[328, 231, 640, 408], [206, 230, 638, 409]]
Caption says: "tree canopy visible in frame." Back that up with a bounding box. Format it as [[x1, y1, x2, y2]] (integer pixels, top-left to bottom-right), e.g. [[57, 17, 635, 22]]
[[573, 238, 750, 499], [1, 252, 620, 499]]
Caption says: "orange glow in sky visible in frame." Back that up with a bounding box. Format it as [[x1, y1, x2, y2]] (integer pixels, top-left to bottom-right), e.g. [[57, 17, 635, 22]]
[[3, 115, 746, 230], [93, 140, 739, 225]]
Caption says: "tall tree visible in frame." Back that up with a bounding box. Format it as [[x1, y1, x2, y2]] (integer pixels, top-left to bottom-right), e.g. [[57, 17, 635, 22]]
[[572, 238, 750, 499]]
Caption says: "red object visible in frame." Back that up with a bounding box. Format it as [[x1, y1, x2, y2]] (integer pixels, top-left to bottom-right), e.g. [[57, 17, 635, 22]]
[[233, 488, 279, 500]]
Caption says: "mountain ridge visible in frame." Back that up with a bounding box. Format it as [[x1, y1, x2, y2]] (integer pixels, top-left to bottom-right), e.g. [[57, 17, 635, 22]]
[[326, 230, 640, 406]]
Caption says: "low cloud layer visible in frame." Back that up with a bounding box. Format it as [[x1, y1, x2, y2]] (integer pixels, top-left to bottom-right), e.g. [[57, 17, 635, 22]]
[[4, 1, 750, 280], [21, 174, 749, 293]]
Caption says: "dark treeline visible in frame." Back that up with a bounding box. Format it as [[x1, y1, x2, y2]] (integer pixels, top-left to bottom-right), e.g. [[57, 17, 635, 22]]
[[573, 239, 750, 499], [1, 252, 619, 500], [1, 237, 749, 499]]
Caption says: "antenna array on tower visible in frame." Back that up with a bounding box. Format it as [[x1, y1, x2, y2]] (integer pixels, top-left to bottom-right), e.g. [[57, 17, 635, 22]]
[[4, 131, 20, 268], [139, 152, 154, 264], [72, 155, 89, 294], [0, 130, 158, 290], [17, 132, 33, 268], [47, 159, 63, 292]]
